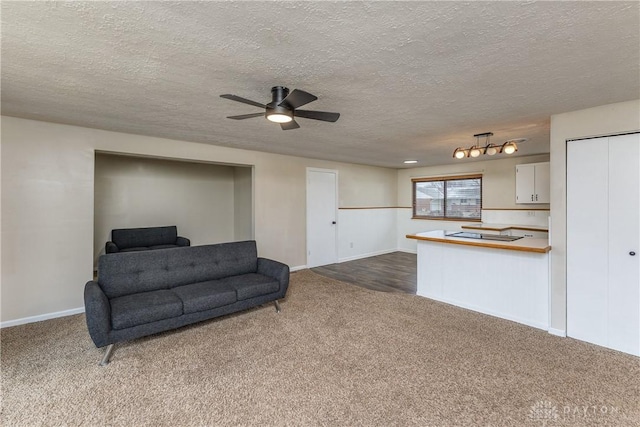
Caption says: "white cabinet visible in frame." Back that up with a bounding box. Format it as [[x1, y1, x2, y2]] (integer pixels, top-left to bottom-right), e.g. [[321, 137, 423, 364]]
[[567, 133, 639, 356], [516, 162, 550, 204]]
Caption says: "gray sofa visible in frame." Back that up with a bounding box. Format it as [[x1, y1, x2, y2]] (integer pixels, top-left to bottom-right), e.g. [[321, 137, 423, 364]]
[[84, 240, 289, 365], [105, 225, 190, 253]]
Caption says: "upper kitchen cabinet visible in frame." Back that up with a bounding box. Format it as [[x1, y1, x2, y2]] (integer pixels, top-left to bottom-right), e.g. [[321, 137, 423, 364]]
[[515, 162, 550, 204]]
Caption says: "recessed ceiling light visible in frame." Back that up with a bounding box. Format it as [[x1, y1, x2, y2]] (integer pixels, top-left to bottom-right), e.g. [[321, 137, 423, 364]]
[[404, 160, 418, 164]]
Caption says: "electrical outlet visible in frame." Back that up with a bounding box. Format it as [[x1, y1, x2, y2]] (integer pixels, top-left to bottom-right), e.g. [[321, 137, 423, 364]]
[[528, 211, 535, 217]]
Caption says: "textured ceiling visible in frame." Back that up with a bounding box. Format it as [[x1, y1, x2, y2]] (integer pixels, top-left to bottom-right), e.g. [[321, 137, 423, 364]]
[[2, 1, 639, 168]]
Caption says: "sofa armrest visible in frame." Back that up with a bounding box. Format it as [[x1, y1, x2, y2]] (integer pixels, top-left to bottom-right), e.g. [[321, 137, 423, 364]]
[[257, 257, 290, 294], [105, 241, 119, 254], [84, 281, 112, 348], [176, 236, 191, 247]]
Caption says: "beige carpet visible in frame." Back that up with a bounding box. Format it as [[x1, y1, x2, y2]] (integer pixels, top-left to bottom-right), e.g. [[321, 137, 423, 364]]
[[2, 270, 638, 426]]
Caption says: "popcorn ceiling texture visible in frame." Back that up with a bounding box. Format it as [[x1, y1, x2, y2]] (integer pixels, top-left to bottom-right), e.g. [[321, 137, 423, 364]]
[[1, 1, 639, 167]]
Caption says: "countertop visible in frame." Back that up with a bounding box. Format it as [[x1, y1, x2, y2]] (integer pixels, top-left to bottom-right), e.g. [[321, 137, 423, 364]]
[[406, 230, 551, 253], [461, 223, 549, 232]]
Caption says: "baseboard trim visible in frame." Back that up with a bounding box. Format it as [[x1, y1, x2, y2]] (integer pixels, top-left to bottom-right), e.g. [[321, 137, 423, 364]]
[[396, 248, 417, 254], [290, 265, 307, 272], [1, 307, 85, 329], [417, 292, 549, 331], [547, 328, 566, 337], [339, 248, 397, 263]]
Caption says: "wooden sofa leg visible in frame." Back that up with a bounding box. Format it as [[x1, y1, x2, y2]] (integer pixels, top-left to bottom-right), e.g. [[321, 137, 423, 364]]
[[274, 300, 281, 313], [100, 344, 115, 366]]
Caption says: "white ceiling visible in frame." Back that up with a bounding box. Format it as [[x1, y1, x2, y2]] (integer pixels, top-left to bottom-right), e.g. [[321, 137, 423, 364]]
[[2, 1, 639, 168]]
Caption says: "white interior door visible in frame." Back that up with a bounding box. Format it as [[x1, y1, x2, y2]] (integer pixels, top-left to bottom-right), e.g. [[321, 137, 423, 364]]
[[607, 134, 640, 355], [306, 169, 338, 268]]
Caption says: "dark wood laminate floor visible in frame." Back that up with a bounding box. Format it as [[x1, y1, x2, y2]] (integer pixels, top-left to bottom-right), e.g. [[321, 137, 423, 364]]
[[311, 251, 417, 294]]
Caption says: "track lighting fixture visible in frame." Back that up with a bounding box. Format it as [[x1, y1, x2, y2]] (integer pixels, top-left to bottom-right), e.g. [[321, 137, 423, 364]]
[[453, 133, 527, 159]]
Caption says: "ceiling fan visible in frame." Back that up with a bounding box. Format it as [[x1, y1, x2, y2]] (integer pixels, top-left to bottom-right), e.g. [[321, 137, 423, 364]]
[[220, 86, 340, 130]]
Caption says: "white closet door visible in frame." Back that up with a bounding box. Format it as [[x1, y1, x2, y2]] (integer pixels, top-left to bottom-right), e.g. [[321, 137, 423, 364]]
[[567, 133, 640, 356], [567, 138, 610, 347], [607, 134, 640, 355]]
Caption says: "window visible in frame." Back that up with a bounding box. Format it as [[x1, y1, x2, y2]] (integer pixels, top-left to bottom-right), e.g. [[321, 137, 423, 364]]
[[412, 174, 482, 220]]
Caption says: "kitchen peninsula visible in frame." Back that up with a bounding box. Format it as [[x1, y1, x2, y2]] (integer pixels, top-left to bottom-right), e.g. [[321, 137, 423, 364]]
[[406, 230, 551, 331]]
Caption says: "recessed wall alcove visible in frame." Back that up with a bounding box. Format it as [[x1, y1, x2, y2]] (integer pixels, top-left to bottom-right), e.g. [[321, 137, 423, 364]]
[[93, 152, 253, 268]]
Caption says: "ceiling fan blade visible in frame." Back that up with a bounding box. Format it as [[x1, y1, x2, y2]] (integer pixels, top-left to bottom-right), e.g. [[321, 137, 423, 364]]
[[280, 120, 300, 130], [279, 89, 317, 110], [295, 110, 340, 122], [226, 112, 264, 120], [220, 94, 266, 109]]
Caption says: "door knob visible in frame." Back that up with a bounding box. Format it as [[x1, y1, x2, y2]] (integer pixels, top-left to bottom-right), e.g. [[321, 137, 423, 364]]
[[630, 251, 636, 256], [332, 221, 336, 225]]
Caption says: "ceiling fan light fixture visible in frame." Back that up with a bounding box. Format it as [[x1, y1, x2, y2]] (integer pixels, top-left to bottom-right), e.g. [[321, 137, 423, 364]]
[[266, 113, 293, 123], [220, 86, 339, 130]]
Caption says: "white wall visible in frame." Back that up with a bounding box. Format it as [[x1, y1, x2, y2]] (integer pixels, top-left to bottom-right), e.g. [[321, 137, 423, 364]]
[[0, 116, 398, 323], [338, 208, 397, 261], [94, 154, 242, 266], [396, 154, 551, 252], [549, 99, 640, 333], [2, 123, 94, 323], [233, 166, 253, 242]]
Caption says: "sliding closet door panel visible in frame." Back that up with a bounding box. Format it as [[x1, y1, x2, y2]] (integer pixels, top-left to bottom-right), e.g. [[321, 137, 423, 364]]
[[608, 134, 640, 355], [567, 138, 609, 346]]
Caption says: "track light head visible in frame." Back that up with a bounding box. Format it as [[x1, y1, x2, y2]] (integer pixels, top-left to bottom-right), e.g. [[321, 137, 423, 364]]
[[453, 148, 468, 159], [484, 145, 500, 155], [502, 141, 518, 154], [469, 147, 482, 158]]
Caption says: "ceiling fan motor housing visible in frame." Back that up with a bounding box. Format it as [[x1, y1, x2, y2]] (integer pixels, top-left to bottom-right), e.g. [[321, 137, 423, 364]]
[[266, 86, 292, 119]]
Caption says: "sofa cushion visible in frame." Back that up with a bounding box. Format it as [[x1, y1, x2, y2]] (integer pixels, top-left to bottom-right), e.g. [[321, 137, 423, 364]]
[[173, 281, 237, 314], [112, 226, 178, 250], [219, 273, 280, 300], [110, 290, 183, 330]]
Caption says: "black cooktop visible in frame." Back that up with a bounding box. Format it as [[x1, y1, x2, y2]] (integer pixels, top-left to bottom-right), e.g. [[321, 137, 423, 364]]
[[445, 232, 524, 242]]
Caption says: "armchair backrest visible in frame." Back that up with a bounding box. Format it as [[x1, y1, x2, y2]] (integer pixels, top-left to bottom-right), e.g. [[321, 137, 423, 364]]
[[111, 226, 178, 249]]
